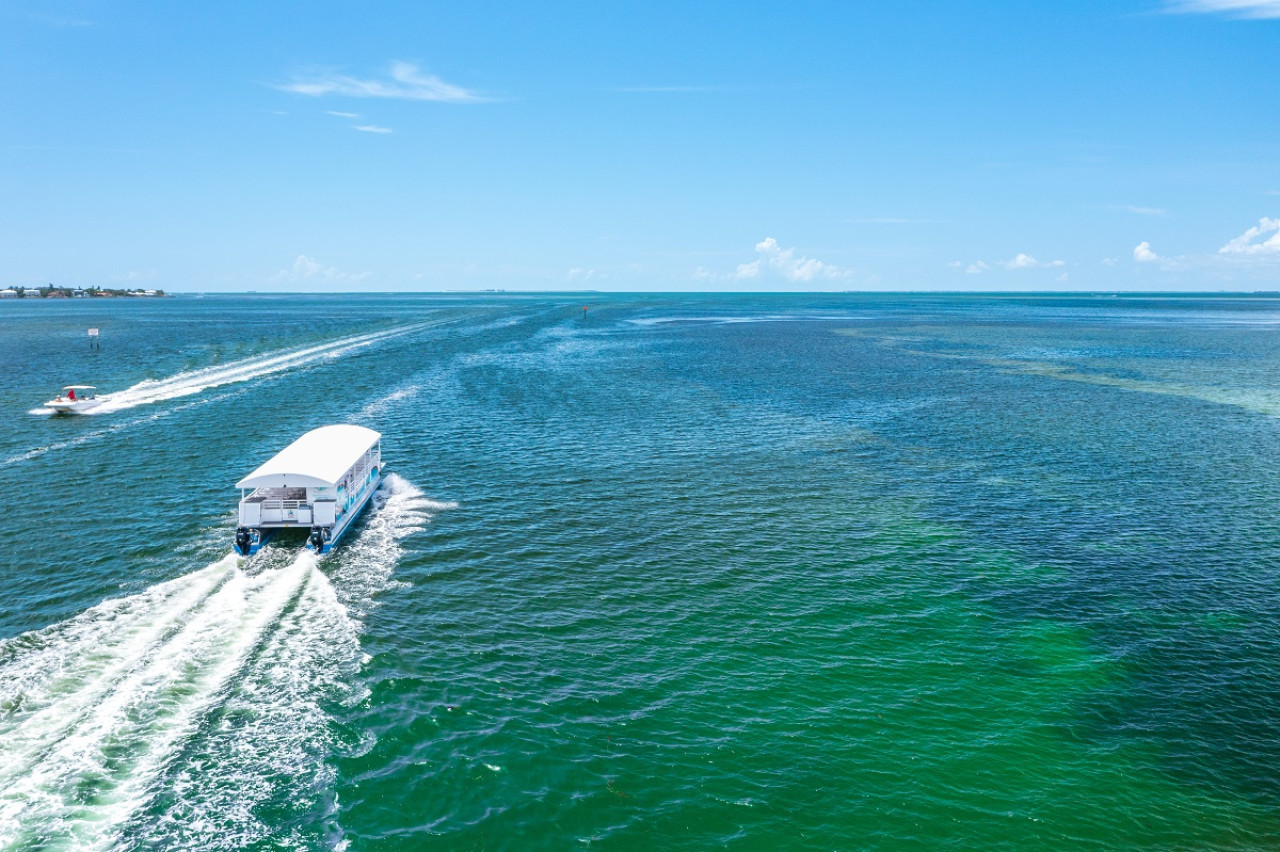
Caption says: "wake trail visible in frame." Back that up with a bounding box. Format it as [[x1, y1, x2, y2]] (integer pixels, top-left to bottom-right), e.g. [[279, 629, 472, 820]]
[[89, 323, 432, 415], [0, 476, 449, 852], [4, 322, 439, 470], [0, 553, 317, 850], [0, 557, 238, 769], [132, 475, 447, 850], [3, 391, 247, 470]]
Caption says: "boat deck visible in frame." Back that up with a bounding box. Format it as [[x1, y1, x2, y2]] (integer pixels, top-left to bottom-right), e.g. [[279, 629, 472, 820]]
[[242, 487, 307, 504]]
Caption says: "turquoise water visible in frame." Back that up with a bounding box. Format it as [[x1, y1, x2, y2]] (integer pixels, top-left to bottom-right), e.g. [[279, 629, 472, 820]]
[[2, 293, 1279, 850]]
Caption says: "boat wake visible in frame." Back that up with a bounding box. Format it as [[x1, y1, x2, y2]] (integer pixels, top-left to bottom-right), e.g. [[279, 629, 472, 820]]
[[6, 394, 243, 470], [0, 477, 445, 851], [5, 324, 435, 470], [354, 384, 422, 421], [88, 323, 429, 416]]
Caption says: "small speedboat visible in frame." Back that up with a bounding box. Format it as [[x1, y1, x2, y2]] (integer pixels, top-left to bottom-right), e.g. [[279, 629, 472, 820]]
[[45, 385, 102, 414]]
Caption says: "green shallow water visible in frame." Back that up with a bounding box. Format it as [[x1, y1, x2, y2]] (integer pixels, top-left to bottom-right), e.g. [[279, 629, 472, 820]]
[[2, 293, 1279, 850]]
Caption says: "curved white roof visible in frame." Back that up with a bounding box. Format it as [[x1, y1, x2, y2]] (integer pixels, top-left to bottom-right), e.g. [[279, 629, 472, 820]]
[[237, 424, 381, 490]]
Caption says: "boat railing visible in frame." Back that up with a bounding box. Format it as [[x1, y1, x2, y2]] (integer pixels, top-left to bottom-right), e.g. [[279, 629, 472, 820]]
[[243, 486, 307, 505], [338, 448, 380, 498], [258, 498, 308, 510]]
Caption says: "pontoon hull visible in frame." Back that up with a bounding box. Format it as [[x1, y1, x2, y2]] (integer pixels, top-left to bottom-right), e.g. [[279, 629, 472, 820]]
[[234, 526, 275, 556], [233, 424, 383, 557], [308, 469, 381, 554]]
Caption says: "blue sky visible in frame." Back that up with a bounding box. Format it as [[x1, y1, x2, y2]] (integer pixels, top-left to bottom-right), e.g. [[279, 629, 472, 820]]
[[3, 0, 1278, 292]]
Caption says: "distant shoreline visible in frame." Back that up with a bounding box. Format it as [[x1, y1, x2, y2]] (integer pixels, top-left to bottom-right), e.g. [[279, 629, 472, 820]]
[[0, 286, 165, 299]]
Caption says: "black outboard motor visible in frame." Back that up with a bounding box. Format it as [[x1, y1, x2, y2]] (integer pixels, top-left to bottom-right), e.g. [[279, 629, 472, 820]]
[[309, 527, 328, 553], [235, 527, 253, 556]]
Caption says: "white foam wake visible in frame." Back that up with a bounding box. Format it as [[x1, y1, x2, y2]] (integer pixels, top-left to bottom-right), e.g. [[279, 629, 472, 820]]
[[4, 392, 240, 470], [354, 384, 423, 422], [4, 323, 433, 470], [0, 554, 320, 850], [0, 477, 450, 851], [89, 323, 430, 415]]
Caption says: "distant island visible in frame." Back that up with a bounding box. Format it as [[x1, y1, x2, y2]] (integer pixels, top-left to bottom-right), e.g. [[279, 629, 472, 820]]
[[0, 285, 166, 299]]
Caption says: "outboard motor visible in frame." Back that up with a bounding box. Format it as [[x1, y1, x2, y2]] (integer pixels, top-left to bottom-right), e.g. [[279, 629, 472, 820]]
[[309, 527, 329, 553], [234, 527, 253, 556]]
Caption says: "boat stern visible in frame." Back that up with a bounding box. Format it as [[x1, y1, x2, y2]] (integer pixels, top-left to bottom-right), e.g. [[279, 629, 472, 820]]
[[234, 526, 265, 556], [307, 526, 333, 554]]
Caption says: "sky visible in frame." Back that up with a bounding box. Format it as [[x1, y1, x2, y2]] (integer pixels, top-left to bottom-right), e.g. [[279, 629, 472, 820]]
[[2, 0, 1279, 292]]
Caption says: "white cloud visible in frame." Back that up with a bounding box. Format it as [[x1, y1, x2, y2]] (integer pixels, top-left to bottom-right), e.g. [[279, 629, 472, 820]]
[[273, 255, 371, 284], [568, 267, 596, 281], [1133, 241, 1160, 262], [1104, 219, 1280, 278], [327, 110, 361, 118], [958, 254, 1064, 273], [354, 125, 392, 134], [1218, 217, 1280, 254], [277, 61, 485, 102], [729, 237, 852, 283], [1164, 0, 1280, 17], [1000, 253, 1065, 270]]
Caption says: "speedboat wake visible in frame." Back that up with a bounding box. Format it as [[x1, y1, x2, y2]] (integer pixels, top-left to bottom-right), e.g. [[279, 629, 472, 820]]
[[89, 323, 432, 415]]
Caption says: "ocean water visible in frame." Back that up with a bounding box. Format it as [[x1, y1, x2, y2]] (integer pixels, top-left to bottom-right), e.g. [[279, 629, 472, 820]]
[[2, 292, 1279, 850]]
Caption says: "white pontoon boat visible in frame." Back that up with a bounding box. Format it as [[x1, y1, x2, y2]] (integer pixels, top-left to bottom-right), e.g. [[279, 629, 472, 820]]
[[45, 385, 101, 414], [234, 424, 382, 556]]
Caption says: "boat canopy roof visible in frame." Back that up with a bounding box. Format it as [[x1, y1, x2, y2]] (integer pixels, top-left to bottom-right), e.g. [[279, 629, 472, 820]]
[[62, 385, 96, 391], [237, 424, 380, 490]]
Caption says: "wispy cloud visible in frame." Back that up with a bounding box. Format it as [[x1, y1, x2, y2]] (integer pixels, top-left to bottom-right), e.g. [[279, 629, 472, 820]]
[[1113, 204, 1169, 217], [846, 216, 948, 225], [1163, 0, 1280, 17], [277, 61, 485, 102], [110, 269, 158, 283], [327, 110, 361, 119], [30, 14, 93, 27], [611, 85, 725, 93], [354, 125, 392, 134], [272, 255, 371, 284], [1219, 218, 1280, 254]]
